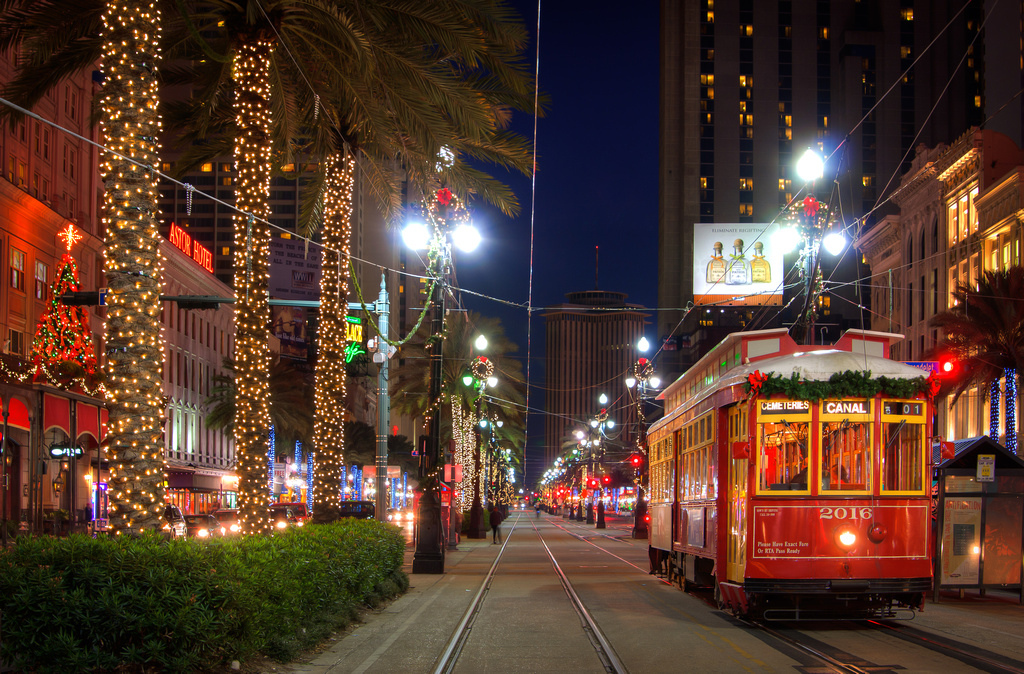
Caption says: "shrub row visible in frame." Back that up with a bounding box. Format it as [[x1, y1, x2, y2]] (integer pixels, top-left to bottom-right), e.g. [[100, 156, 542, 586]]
[[0, 520, 408, 672]]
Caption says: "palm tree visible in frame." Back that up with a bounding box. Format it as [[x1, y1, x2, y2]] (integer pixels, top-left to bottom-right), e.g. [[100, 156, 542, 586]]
[[0, 0, 174, 534], [1, 0, 540, 531], [930, 267, 1024, 453]]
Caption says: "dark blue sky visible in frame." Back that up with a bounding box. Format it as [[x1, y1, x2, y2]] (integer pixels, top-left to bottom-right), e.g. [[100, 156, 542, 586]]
[[456, 2, 661, 484]]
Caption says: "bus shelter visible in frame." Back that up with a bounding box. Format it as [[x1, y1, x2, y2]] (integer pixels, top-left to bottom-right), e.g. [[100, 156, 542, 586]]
[[932, 436, 1024, 604]]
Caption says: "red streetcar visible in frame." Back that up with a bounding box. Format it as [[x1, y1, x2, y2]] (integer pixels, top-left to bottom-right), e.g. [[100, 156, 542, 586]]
[[647, 328, 934, 620]]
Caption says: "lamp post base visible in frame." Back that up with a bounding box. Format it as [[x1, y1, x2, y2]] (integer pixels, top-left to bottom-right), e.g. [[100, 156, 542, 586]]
[[632, 499, 648, 539], [596, 500, 606, 529], [412, 490, 446, 574], [468, 501, 487, 539], [586, 502, 595, 524]]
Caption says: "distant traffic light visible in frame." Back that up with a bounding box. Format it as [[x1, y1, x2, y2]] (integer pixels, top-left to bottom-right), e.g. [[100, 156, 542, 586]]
[[630, 454, 643, 468]]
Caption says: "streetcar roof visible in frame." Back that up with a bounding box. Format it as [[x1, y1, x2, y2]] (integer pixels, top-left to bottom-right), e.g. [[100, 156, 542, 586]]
[[650, 348, 928, 434]]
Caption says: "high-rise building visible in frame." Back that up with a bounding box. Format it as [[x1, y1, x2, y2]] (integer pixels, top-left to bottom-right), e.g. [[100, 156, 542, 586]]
[[659, 0, 1017, 374], [542, 290, 649, 468]]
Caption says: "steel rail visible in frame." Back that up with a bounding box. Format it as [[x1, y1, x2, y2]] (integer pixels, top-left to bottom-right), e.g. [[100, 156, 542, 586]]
[[531, 519, 629, 674]]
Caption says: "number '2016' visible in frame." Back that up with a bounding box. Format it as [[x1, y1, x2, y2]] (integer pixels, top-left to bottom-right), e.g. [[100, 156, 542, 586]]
[[819, 506, 872, 520]]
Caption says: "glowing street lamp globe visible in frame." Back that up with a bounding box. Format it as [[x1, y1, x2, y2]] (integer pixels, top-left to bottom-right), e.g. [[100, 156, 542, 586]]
[[401, 221, 430, 250]]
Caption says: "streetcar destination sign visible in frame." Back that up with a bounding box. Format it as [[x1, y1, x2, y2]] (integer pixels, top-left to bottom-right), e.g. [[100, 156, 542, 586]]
[[823, 400, 869, 414]]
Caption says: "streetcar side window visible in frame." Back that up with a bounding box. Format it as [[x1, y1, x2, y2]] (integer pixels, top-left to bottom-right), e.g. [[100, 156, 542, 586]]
[[881, 421, 925, 493], [820, 421, 871, 492], [758, 420, 809, 492]]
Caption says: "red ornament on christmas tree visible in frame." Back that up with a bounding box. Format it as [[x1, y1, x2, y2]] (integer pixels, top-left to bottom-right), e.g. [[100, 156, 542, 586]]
[[30, 227, 97, 381]]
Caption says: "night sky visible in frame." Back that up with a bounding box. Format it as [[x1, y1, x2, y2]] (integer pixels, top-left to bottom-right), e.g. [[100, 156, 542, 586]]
[[455, 2, 661, 484]]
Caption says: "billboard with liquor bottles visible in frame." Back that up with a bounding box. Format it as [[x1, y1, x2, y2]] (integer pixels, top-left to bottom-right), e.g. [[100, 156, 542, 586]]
[[693, 223, 784, 306]]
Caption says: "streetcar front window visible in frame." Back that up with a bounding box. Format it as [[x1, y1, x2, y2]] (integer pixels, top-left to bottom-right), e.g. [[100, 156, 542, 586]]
[[758, 420, 809, 491], [820, 420, 871, 492], [881, 420, 925, 492]]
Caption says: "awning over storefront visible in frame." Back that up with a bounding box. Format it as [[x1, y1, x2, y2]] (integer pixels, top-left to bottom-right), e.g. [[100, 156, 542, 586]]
[[4, 398, 30, 431], [77, 402, 100, 442], [43, 393, 70, 436]]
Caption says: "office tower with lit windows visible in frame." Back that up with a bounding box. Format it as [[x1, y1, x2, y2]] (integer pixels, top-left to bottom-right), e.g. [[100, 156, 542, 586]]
[[659, 0, 1020, 372], [542, 290, 649, 467]]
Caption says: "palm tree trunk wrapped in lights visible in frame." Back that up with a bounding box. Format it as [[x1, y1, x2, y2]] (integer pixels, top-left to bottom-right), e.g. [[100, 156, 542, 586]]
[[311, 150, 355, 522], [232, 35, 276, 536], [100, 0, 168, 535]]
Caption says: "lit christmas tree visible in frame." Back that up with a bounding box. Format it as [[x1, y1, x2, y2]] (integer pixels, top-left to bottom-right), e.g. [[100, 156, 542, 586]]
[[29, 224, 98, 383]]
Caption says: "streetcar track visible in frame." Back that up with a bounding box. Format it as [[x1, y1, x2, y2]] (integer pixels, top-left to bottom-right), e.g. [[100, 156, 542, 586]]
[[547, 518, 1023, 673], [431, 513, 628, 674], [865, 619, 1024, 673]]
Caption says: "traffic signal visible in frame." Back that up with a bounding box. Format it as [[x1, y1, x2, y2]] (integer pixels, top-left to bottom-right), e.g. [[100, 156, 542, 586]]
[[630, 454, 643, 469], [588, 477, 599, 489], [602, 475, 611, 485], [937, 355, 959, 378]]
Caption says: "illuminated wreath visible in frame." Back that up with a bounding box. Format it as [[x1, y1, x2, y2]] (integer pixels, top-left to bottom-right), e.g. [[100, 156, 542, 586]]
[[471, 356, 494, 381]]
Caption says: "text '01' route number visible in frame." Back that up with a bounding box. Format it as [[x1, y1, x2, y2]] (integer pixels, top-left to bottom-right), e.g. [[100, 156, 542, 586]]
[[820, 507, 872, 520]]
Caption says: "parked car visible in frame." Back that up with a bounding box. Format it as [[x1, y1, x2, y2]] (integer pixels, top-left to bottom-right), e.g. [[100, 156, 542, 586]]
[[184, 514, 222, 539], [162, 504, 186, 538], [214, 509, 240, 534], [271, 502, 308, 527], [338, 500, 375, 520]]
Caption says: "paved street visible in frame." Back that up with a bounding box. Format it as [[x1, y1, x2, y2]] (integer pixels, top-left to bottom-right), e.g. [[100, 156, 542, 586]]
[[276, 511, 1024, 674]]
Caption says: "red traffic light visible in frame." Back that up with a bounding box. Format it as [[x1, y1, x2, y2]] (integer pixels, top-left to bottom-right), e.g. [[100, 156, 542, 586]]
[[938, 357, 958, 377], [602, 475, 610, 484], [630, 454, 643, 467]]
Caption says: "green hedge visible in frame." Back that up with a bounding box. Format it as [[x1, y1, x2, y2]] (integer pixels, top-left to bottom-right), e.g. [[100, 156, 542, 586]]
[[0, 520, 408, 672]]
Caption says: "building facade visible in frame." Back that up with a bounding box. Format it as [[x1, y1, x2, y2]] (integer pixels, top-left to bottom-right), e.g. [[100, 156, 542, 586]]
[[543, 290, 650, 468], [857, 128, 1024, 444]]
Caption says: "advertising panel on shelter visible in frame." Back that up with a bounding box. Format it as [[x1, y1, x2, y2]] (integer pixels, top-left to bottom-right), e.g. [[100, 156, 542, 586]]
[[693, 223, 783, 306]]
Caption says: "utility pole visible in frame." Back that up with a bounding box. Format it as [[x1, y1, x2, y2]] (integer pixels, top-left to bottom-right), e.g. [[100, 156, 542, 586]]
[[373, 274, 390, 525]]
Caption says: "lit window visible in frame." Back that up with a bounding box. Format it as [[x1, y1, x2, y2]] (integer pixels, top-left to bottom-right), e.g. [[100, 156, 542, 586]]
[[739, 101, 747, 112], [862, 176, 873, 187], [783, 128, 792, 140], [700, 177, 708, 189], [742, 24, 753, 36], [220, 163, 231, 172], [784, 115, 792, 127], [819, 27, 829, 39], [34, 261, 47, 300], [200, 162, 213, 172], [901, 8, 914, 20], [10, 248, 25, 291], [740, 178, 753, 190], [901, 46, 911, 59], [975, 95, 982, 108], [778, 179, 786, 191], [707, 87, 714, 100], [707, 10, 714, 22], [221, 247, 230, 256]]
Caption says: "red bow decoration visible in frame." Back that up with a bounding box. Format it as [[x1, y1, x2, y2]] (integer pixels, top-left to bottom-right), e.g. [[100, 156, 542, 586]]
[[436, 188, 453, 206], [802, 196, 820, 218], [746, 370, 768, 397], [926, 371, 941, 399]]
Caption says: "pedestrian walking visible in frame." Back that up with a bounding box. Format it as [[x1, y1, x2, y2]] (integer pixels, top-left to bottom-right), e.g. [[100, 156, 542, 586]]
[[489, 504, 503, 544]]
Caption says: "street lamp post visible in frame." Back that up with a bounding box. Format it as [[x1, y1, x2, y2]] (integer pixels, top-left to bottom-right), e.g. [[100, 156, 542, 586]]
[[406, 188, 480, 575], [778, 148, 847, 345], [465, 348, 496, 539], [625, 336, 661, 539]]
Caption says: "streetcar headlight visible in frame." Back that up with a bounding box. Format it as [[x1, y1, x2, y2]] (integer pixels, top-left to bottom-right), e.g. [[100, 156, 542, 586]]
[[198, 528, 209, 538], [838, 530, 857, 547], [276, 520, 288, 529]]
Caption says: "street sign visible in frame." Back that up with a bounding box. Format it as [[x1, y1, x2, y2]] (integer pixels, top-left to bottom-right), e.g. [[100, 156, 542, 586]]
[[977, 454, 995, 482], [904, 361, 939, 374], [98, 287, 107, 306]]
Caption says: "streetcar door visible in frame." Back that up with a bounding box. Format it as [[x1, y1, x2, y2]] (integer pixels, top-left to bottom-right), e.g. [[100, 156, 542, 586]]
[[727, 404, 748, 583]]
